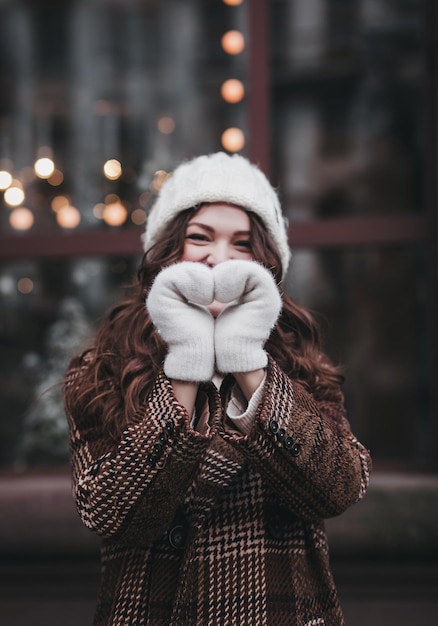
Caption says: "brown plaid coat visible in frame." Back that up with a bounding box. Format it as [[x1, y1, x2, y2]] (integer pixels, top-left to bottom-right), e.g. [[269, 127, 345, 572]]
[[64, 355, 371, 626]]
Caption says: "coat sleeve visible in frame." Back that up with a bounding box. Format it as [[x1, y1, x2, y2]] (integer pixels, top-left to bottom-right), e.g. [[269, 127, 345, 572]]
[[63, 357, 219, 545], [219, 356, 372, 521]]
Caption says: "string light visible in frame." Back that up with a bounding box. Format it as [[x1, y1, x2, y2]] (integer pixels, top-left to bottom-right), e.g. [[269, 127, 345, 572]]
[[93, 203, 105, 219], [152, 170, 171, 193], [221, 79, 245, 103], [221, 127, 245, 152], [102, 199, 128, 226], [51, 195, 69, 212], [4, 180, 25, 207], [0, 142, 167, 231], [48, 169, 64, 186], [0, 170, 13, 190], [131, 208, 147, 225], [157, 116, 176, 134], [103, 159, 122, 180], [222, 0, 244, 5], [221, 30, 245, 55], [56, 204, 81, 229], [34, 157, 55, 179], [9, 207, 34, 231], [17, 277, 34, 294]]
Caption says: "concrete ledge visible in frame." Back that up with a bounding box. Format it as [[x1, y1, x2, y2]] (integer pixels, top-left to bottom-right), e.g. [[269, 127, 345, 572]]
[[1, 469, 437, 560], [326, 472, 438, 559], [0, 470, 100, 559]]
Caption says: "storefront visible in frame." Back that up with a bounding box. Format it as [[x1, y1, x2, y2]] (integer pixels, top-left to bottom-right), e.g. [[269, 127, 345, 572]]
[[0, 1, 437, 623]]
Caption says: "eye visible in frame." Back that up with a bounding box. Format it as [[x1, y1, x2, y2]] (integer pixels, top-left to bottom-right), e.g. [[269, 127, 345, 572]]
[[185, 232, 210, 242], [234, 239, 251, 249]]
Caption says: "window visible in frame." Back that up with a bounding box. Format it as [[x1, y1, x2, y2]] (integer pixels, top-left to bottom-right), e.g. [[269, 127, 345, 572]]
[[0, 0, 435, 471], [270, 0, 433, 469], [0, 0, 249, 466]]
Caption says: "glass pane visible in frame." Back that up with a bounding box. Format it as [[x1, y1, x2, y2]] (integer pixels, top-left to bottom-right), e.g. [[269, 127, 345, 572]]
[[0, 256, 138, 467], [1, 243, 429, 469], [0, 0, 248, 236], [285, 244, 429, 469], [271, 0, 423, 222]]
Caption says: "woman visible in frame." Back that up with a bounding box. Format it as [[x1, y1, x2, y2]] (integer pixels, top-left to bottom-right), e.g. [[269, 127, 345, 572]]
[[64, 152, 371, 625]]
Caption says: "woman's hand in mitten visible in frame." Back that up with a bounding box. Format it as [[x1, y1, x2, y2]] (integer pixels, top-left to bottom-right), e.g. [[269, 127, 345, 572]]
[[213, 260, 282, 374], [146, 262, 215, 382]]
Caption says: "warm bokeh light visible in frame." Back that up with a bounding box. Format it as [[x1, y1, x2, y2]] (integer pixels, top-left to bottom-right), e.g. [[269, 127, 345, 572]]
[[9, 207, 34, 231], [56, 204, 81, 228], [221, 127, 245, 152], [157, 116, 176, 134], [17, 277, 34, 294], [51, 195, 69, 212], [104, 193, 120, 204], [34, 157, 55, 179], [4, 181, 25, 207], [151, 170, 171, 193], [221, 78, 245, 103], [48, 169, 64, 186], [102, 200, 128, 226], [0, 170, 13, 190], [131, 208, 147, 225], [93, 203, 105, 219], [223, 0, 244, 5], [221, 30, 245, 55], [139, 191, 151, 208], [103, 159, 122, 180]]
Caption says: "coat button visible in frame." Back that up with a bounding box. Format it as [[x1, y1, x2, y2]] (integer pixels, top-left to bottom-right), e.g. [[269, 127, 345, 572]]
[[146, 452, 158, 467], [269, 419, 279, 435], [153, 442, 163, 455], [291, 442, 301, 457], [277, 428, 286, 442], [158, 430, 168, 444], [168, 524, 187, 550], [284, 436, 294, 450], [165, 420, 175, 434]]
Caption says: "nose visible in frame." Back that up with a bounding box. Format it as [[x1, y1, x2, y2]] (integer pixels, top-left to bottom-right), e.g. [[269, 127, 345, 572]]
[[206, 241, 232, 266]]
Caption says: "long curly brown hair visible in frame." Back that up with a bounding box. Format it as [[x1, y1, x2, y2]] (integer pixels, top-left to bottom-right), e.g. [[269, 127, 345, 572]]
[[72, 207, 344, 441]]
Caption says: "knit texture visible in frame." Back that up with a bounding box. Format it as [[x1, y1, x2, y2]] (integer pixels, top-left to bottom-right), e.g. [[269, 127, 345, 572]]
[[213, 260, 282, 373], [146, 262, 215, 381], [142, 152, 291, 277], [63, 354, 372, 626]]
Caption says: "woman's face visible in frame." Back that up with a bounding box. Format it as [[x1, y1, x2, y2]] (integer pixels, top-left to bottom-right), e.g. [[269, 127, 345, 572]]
[[181, 202, 253, 316], [181, 202, 252, 265]]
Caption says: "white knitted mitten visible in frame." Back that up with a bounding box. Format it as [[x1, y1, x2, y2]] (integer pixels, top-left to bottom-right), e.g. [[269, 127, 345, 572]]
[[146, 262, 215, 381], [213, 260, 282, 373]]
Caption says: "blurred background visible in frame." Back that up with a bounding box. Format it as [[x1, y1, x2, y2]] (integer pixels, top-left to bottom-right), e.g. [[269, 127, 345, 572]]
[[0, 0, 437, 624]]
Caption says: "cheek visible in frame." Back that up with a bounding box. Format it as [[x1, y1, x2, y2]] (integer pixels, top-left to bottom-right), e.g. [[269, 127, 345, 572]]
[[181, 244, 201, 262], [237, 250, 253, 260]]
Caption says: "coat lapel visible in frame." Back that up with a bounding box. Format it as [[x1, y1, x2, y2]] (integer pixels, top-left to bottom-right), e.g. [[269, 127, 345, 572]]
[[184, 434, 246, 523], [183, 376, 248, 523]]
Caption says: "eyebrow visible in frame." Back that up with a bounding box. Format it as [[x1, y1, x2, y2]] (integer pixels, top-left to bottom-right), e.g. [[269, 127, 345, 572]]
[[187, 222, 250, 236]]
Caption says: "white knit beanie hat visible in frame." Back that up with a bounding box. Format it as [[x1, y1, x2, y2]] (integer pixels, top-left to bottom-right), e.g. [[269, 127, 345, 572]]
[[142, 152, 291, 276]]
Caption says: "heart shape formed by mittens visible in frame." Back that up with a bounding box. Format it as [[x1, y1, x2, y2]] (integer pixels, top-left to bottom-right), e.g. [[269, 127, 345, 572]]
[[213, 260, 280, 306], [178, 260, 281, 316], [211, 260, 283, 373]]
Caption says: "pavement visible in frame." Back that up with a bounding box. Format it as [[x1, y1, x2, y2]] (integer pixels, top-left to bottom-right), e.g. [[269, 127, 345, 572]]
[[1, 470, 437, 625]]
